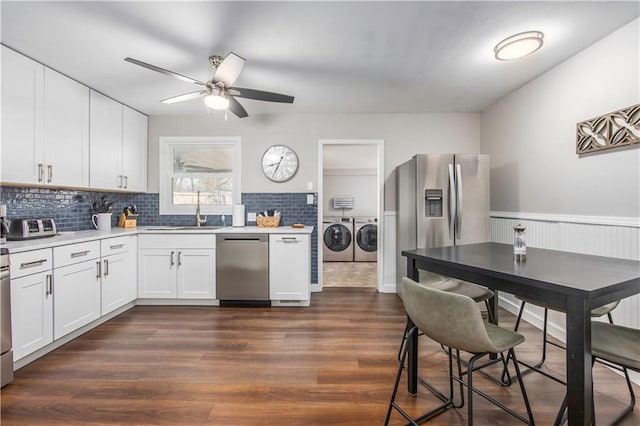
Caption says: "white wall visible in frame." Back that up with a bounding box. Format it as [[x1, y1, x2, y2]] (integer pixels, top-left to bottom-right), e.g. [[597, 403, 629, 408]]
[[323, 174, 377, 217], [481, 18, 640, 218], [148, 112, 481, 209]]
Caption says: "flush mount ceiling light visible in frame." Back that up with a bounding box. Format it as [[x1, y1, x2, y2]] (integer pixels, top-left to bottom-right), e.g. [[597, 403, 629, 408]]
[[494, 31, 544, 61], [204, 88, 230, 110]]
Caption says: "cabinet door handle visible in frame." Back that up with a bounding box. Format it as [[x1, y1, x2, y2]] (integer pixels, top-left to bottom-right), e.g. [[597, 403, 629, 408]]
[[104, 259, 109, 277], [178, 251, 183, 266], [47, 164, 53, 183], [71, 250, 90, 258], [118, 175, 123, 188], [110, 244, 124, 250], [124, 176, 128, 189], [96, 261, 101, 279], [46, 274, 53, 296], [20, 259, 48, 269], [170, 251, 175, 266], [282, 237, 298, 242], [38, 163, 44, 182]]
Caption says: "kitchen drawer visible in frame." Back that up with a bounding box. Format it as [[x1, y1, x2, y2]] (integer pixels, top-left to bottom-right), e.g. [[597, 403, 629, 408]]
[[10, 248, 53, 279], [101, 235, 130, 256], [54, 240, 100, 268], [138, 234, 215, 249]]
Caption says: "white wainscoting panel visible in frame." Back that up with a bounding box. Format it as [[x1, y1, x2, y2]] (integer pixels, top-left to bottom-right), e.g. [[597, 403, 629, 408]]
[[491, 213, 640, 348], [382, 211, 397, 293]]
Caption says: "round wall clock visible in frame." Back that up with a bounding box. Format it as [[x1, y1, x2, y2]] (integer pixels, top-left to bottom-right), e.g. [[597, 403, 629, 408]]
[[261, 145, 299, 182]]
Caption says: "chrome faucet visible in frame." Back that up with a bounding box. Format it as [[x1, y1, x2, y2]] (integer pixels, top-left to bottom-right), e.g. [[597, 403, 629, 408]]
[[195, 191, 207, 227]]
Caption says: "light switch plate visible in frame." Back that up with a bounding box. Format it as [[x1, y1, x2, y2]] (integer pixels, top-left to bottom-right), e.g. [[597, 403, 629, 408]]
[[307, 181, 313, 191], [307, 194, 314, 204], [247, 212, 257, 221]]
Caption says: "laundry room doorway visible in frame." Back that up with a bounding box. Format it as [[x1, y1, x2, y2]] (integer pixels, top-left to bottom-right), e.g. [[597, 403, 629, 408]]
[[317, 139, 384, 292]]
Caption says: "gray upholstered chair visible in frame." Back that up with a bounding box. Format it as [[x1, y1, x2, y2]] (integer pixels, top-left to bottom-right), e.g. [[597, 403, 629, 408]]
[[508, 299, 632, 398], [554, 321, 639, 425], [397, 270, 495, 363], [385, 277, 535, 425]]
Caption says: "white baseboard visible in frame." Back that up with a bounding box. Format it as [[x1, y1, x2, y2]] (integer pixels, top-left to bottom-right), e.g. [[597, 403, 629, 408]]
[[136, 298, 220, 306], [379, 282, 397, 294]]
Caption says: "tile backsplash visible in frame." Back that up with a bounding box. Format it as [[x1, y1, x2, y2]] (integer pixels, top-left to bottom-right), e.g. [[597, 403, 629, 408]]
[[1, 186, 319, 283]]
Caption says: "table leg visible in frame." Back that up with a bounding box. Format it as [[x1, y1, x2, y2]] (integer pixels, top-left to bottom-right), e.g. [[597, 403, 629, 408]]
[[488, 293, 499, 360], [564, 296, 593, 425], [406, 258, 419, 395]]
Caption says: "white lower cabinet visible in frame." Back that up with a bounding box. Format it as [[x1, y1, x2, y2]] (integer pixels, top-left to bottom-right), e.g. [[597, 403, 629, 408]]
[[138, 249, 177, 298], [10, 248, 54, 361], [177, 249, 216, 299], [269, 234, 310, 303], [53, 259, 101, 339], [11, 271, 53, 361], [138, 235, 215, 299], [100, 236, 137, 315]]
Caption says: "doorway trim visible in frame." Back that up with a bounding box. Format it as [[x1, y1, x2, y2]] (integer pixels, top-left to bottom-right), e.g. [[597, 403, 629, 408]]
[[316, 139, 384, 292]]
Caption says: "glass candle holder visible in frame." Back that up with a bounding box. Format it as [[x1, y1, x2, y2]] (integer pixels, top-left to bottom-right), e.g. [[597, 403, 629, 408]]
[[513, 223, 526, 262]]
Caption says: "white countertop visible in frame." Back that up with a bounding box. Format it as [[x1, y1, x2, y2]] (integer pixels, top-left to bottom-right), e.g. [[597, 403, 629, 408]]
[[2, 225, 314, 253]]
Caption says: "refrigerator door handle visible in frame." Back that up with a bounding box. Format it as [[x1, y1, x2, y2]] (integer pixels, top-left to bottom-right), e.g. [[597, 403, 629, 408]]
[[448, 164, 456, 239], [455, 163, 463, 238]]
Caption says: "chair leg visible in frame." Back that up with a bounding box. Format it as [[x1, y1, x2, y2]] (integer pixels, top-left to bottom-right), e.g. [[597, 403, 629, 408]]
[[385, 326, 419, 426], [509, 348, 536, 425], [387, 326, 456, 425], [483, 299, 495, 323], [454, 349, 465, 409], [396, 318, 412, 364], [514, 301, 549, 369], [553, 393, 568, 425], [457, 351, 535, 424], [514, 300, 527, 331], [603, 313, 637, 424], [508, 302, 562, 386]]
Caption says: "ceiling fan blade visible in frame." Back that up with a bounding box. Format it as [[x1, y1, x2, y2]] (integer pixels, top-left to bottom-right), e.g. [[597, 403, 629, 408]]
[[124, 57, 206, 86], [228, 96, 248, 118], [229, 87, 294, 103], [160, 90, 208, 104], [214, 52, 246, 87]]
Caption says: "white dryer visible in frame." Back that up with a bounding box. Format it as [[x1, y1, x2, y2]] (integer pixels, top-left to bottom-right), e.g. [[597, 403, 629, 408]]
[[354, 217, 377, 262], [322, 217, 354, 261]]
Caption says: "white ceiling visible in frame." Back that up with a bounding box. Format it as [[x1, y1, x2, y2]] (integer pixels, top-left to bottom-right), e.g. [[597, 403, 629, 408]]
[[2, 1, 638, 118]]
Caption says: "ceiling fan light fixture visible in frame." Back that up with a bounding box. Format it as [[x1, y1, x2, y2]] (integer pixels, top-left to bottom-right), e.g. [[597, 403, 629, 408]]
[[494, 31, 544, 61], [204, 93, 229, 110]]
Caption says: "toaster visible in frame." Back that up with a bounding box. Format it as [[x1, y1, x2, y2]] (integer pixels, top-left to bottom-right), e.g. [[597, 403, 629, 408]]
[[7, 218, 57, 240]]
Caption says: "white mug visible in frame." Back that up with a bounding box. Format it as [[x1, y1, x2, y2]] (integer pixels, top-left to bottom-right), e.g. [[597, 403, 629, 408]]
[[92, 213, 112, 230]]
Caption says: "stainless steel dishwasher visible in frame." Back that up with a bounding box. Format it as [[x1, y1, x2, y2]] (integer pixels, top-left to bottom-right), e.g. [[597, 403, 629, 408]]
[[216, 234, 269, 303]]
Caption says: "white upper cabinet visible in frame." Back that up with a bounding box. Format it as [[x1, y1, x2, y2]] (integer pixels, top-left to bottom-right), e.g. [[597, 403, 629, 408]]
[[89, 90, 123, 190], [90, 91, 147, 192], [1, 45, 44, 184], [43, 68, 90, 187], [0, 46, 147, 191], [122, 106, 148, 192], [1, 47, 90, 187]]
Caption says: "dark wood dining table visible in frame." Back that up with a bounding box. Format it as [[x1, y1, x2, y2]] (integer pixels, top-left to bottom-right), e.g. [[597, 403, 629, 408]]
[[402, 242, 640, 425]]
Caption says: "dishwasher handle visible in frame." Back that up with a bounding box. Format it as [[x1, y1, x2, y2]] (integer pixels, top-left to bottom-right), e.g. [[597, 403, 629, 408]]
[[218, 234, 268, 243]]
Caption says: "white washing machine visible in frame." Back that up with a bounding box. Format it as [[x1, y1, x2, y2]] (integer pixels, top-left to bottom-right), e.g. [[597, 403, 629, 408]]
[[322, 217, 354, 261], [354, 217, 377, 262]]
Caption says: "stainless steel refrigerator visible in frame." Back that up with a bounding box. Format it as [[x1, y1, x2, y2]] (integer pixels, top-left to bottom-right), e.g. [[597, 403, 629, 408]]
[[395, 154, 490, 295]]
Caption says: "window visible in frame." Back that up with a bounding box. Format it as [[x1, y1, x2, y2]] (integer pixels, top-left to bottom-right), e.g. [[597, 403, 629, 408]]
[[159, 137, 241, 215]]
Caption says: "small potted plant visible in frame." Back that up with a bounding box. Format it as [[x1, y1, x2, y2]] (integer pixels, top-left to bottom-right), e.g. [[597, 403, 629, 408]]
[[91, 196, 113, 230]]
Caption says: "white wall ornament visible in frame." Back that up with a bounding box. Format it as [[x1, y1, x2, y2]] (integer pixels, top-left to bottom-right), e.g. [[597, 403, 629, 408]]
[[576, 103, 640, 154]]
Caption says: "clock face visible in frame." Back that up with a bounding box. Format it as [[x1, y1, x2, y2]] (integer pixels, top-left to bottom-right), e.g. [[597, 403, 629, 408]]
[[262, 145, 299, 182]]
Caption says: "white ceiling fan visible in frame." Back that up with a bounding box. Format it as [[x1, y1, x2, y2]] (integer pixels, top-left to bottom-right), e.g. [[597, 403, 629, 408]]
[[124, 52, 294, 118]]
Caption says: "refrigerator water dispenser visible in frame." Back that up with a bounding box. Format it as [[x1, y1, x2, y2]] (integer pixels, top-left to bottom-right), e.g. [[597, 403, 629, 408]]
[[424, 189, 443, 217]]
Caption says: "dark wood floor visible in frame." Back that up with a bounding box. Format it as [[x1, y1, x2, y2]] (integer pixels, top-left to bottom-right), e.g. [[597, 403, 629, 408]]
[[1, 288, 638, 425]]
